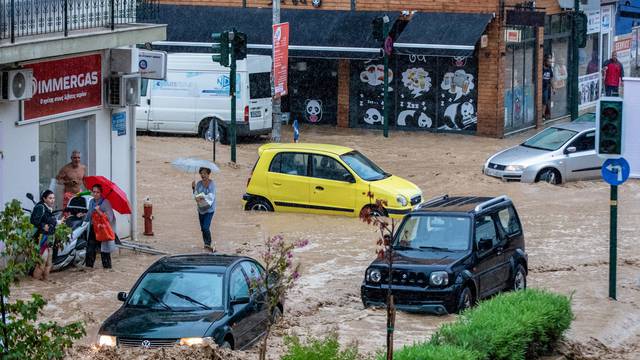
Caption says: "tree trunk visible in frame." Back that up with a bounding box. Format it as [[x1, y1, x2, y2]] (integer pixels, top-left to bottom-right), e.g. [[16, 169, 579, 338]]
[[386, 294, 395, 360], [259, 323, 271, 360]]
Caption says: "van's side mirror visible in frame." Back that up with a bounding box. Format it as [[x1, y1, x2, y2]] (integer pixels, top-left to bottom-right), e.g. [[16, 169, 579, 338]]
[[565, 146, 577, 154], [117, 292, 127, 302], [343, 173, 356, 183], [478, 238, 493, 252]]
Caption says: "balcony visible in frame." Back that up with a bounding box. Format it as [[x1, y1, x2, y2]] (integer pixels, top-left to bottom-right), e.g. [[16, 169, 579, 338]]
[[1, 0, 165, 63]]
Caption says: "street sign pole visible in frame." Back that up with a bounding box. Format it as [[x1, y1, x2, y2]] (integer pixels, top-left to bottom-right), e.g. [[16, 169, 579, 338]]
[[230, 30, 237, 163], [609, 184, 618, 300], [383, 19, 390, 138]]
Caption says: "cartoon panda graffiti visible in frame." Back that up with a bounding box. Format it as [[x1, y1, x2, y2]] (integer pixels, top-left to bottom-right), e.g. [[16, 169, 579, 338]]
[[442, 101, 476, 130], [305, 99, 323, 123], [363, 108, 383, 125]]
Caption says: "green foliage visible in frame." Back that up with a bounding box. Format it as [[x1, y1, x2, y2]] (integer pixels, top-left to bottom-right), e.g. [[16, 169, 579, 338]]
[[390, 289, 572, 360], [0, 200, 85, 359], [54, 223, 72, 249], [282, 332, 359, 360], [391, 343, 479, 360]]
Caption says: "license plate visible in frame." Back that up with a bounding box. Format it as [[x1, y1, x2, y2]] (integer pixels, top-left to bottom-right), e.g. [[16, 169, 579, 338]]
[[485, 168, 500, 177], [250, 110, 261, 118]]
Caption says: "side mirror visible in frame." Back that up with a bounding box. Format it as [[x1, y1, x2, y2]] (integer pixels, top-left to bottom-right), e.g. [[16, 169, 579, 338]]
[[565, 146, 577, 154], [343, 173, 356, 183], [230, 296, 250, 306], [478, 238, 493, 252], [26, 193, 34, 202], [117, 292, 127, 302]]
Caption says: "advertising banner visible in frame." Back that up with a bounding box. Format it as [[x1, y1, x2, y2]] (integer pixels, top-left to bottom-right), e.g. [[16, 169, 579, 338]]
[[23, 54, 102, 122], [273, 22, 289, 97]]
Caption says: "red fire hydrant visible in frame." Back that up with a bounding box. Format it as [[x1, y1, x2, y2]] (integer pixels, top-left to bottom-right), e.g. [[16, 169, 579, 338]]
[[143, 197, 154, 236]]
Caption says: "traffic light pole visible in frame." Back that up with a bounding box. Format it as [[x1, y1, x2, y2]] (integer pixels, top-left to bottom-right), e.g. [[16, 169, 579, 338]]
[[383, 21, 390, 138], [230, 32, 237, 163], [609, 184, 618, 300]]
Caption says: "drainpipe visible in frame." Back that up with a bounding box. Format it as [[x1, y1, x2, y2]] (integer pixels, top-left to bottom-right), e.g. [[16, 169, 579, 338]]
[[129, 104, 137, 241], [570, 0, 580, 120]]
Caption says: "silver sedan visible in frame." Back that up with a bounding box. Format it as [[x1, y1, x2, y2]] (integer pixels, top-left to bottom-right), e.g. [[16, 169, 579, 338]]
[[483, 117, 602, 185]]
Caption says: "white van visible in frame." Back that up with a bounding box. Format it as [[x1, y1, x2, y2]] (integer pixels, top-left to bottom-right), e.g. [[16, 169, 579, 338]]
[[136, 53, 273, 143]]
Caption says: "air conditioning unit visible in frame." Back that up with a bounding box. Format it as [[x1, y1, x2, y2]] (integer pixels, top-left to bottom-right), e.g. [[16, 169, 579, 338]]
[[110, 48, 139, 74], [1, 69, 34, 101], [107, 74, 141, 107]]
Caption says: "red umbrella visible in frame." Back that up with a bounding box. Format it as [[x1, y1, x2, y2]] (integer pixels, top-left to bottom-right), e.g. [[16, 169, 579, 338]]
[[83, 176, 132, 214]]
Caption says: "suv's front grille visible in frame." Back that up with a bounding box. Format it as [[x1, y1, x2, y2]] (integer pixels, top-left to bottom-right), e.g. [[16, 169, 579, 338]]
[[488, 162, 506, 171], [410, 195, 422, 206], [119, 337, 178, 348], [374, 269, 427, 287]]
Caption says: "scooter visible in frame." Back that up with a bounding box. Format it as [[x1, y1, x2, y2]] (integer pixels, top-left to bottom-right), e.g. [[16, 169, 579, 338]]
[[24, 192, 90, 271]]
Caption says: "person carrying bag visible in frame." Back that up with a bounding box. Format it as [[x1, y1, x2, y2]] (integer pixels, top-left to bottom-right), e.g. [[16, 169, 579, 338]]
[[84, 184, 116, 269]]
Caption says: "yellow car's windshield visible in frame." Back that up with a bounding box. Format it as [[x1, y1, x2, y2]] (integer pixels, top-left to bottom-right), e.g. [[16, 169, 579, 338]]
[[340, 151, 389, 181]]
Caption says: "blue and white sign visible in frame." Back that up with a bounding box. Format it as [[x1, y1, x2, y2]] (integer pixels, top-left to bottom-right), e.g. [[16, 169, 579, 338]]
[[111, 112, 126, 137], [601, 158, 630, 186]]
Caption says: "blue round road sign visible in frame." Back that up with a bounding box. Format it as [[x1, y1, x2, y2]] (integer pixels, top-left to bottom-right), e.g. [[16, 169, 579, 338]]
[[601, 158, 630, 186]]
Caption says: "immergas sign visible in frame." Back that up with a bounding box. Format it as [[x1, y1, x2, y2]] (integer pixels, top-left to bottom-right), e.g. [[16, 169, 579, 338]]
[[22, 53, 102, 122]]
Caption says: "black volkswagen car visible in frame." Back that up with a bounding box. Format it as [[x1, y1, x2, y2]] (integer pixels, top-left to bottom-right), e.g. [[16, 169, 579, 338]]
[[98, 254, 282, 350], [361, 195, 528, 315]]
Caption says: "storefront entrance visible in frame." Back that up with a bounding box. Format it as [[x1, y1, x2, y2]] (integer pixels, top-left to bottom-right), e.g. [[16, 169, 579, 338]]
[[39, 117, 90, 201], [544, 13, 572, 120], [286, 59, 339, 125], [504, 27, 537, 133]]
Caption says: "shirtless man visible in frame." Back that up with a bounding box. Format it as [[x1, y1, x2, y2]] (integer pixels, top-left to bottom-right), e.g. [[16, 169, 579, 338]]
[[56, 150, 86, 207]]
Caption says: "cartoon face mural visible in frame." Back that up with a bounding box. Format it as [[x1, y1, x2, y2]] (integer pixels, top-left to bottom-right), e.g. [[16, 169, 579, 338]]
[[397, 110, 433, 128], [305, 99, 323, 123], [442, 101, 476, 130], [440, 69, 475, 101], [364, 108, 383, 125], [401, 67, 432, 98], [360, 64, 393, 87]]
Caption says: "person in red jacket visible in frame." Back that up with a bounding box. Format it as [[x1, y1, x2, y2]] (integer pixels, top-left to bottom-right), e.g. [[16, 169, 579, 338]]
[[602, 52, 624, 96]]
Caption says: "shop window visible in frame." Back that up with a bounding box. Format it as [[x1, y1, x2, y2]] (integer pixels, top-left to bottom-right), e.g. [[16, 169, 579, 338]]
[[504, 33, 536, 132], [543, 38, 570, 119], [578, 33, 600, 107], [288, 59, 338, 125]]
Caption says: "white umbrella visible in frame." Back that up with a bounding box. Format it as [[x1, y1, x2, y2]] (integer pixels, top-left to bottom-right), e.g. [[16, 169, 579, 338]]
[[171, 158, 220, 174]]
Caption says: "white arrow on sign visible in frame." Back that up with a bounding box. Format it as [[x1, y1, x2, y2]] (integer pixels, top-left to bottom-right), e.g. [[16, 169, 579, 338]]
[[606, 163, 623, 182]]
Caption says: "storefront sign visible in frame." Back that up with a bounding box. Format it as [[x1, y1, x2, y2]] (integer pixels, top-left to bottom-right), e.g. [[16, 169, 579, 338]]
[[601, 6, 612, 32], [111, 112, 126, 136], [138, 50, 167, 80], [586, 11, 600, 34], [505, 29, 522, 43], [614, 34, 632, 75], [506, 10, 545, 27], [22, 54, 102, 122], [273, 22, 289, 97]]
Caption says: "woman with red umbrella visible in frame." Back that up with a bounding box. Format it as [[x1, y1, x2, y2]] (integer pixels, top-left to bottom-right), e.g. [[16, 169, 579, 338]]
[[82, 176, 131, 269]]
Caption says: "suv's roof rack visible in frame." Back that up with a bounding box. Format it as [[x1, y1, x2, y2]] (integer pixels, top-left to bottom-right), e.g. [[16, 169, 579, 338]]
[[420, 194, 449, 208], [474, 195, 511, 213]]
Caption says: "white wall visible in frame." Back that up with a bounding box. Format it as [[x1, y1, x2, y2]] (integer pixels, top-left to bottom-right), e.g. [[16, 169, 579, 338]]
[[109, 110, 132, 237]]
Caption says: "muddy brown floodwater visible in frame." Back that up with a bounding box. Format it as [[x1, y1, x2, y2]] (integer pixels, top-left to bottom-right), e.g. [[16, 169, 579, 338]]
[[11, 125, 640, 359]]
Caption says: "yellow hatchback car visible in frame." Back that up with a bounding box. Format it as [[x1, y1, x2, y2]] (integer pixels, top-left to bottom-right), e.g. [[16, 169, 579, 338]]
[[242, 143, 423, 218]]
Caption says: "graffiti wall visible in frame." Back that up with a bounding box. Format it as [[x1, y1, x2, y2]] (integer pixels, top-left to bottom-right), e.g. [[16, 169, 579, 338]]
[[350, 55, 478, 132]]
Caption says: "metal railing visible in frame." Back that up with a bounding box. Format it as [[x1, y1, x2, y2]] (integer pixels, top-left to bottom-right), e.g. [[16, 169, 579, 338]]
[[0, 0, 158, 43]]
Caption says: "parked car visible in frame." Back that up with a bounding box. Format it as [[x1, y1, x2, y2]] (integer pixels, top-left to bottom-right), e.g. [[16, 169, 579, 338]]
[[136, 53, 273, 144], [361, 195, 528, 314], [243, 143, 423, 219], [483, 114, 600, 184], [98, 254, 281, 350]]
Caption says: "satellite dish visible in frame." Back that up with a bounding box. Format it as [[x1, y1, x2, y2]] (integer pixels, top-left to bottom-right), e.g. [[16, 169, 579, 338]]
[[12, 72, 26, 98]]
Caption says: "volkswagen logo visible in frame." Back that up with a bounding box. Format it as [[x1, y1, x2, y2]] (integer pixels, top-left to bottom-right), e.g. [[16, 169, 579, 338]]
[[402, 274, 407, 279], [141, 340, 151, 349]]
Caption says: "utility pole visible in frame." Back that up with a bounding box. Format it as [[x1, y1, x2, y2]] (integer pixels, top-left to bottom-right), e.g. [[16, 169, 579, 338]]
[[570, 0, 580, 120], [271, 0, 282, 142], [229, 30, 237, 163], [382, 17, 391, 138]]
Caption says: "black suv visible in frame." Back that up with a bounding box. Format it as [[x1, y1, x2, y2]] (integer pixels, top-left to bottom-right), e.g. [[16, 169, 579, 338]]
[[361, 195, 528, 315]]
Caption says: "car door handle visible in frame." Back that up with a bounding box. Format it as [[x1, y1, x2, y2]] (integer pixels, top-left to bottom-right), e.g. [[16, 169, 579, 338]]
[[273, 182, 282, 186], [315, 186, 324, 191]]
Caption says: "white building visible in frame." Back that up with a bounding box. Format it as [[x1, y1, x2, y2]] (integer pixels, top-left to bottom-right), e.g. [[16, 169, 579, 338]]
[[0, 1, 166, 239]]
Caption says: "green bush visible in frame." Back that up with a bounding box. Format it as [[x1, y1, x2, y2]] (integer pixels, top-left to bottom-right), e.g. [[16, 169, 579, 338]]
[[389, 289, 572, 360], [391, 343, 479, 360], [432, 289, 573, 360], [281, 332, 359, 360]]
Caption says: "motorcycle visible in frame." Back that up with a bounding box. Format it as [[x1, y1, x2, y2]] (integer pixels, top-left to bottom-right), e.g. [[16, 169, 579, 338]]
[[23, 192, 90, 271]]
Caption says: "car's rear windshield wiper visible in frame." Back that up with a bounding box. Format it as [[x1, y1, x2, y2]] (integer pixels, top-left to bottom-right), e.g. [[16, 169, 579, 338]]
[[418, 246, 451, 251], [142, 287, 172, 311], [170, 291, 212, 310]]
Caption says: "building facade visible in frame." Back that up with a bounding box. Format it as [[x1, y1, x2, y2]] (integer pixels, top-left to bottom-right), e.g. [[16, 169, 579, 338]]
[[0, 0, 166, 238]]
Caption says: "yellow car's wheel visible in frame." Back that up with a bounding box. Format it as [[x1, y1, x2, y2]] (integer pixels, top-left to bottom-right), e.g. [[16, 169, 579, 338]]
[[246, 198, 273, 212]]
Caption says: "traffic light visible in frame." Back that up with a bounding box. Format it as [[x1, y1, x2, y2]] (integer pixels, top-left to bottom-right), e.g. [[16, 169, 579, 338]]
[[212, 31, 230, 67], [575, 12, 588, 48], [233, 32, 247, 60], [597, 97, 624, 158]]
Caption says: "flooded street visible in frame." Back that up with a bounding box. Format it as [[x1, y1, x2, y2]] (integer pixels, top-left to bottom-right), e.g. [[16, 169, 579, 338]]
[[12, 125, 640, 359]]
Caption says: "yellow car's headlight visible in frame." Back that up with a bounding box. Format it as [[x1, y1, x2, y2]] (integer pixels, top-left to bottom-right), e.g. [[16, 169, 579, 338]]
[[98, 335, 117, 347], [179, 337, 211, 346]]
